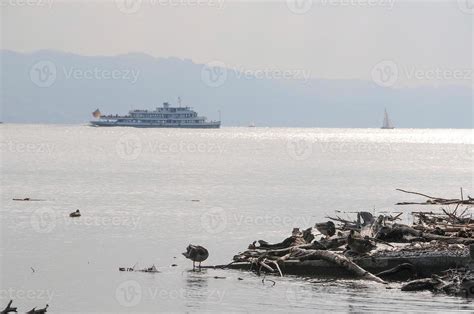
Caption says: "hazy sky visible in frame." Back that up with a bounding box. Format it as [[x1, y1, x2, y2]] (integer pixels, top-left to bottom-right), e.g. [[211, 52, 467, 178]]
[[1, 0, 473, 87]]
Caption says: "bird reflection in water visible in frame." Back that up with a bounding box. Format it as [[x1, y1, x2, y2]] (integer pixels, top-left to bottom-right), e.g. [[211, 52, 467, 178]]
[[183, 270, 211, 310]]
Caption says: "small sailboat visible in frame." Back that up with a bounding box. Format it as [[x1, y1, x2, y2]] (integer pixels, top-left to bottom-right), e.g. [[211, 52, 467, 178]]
[[381, 108, 394, 129]]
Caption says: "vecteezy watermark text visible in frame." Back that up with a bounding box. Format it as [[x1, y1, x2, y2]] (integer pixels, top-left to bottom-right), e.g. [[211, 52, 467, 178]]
[[30, 208, 141, 233], [200, 207, 314, 234], [403, 66, 472, 82], [150, 0, 225, 7], [371, 60, 472, 87], [1, 141, 55, 154], [201, 61, 312, 88], [286, 0, 396, 14], [0, 0, 54, 8], [116, 134, 226, 160], [286, 139, 394, 161], [114, 0, 225, 14], [29, 60, 140, 87], [115, 280, 226, 307], [62, 67, 139, 83], [320, 0, 396, 9], [0, 288, 55, 302], [233, 66, 311, 81], [64, 216, 141, 229]]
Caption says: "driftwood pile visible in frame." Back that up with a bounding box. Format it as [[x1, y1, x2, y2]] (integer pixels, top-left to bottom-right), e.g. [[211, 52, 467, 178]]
[[402, 268, 474, 297], [230, 189, 473, 297], [233, 240, 387, 284], [118, 263, 160, 273], [396, 188, 474, 206]]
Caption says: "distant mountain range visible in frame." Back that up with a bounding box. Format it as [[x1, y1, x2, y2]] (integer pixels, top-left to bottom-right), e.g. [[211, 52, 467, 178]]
[[1, 50, 472, 128]]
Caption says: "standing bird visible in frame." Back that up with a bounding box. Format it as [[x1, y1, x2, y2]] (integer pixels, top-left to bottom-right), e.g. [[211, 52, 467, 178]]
[[347, 230, 376, 255], [315, 221, 336, 238], [182, 245, 209, 271]]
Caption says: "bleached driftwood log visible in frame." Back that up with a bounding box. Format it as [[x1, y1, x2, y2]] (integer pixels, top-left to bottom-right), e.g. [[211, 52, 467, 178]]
[[289, 248, 387, 284]]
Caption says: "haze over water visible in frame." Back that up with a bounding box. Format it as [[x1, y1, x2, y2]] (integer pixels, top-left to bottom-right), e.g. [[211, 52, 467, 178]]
[[0, 125, 473, 312]]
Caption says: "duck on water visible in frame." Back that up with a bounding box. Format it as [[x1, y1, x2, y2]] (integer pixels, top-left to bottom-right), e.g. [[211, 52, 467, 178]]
[[69, 210, 81, 217], [183, 245, 209, 271]]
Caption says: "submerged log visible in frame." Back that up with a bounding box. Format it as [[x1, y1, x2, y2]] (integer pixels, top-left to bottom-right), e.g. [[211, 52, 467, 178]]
[[401, 268, 474, 297], [401, 278, 437, 291], [376, 263, 416, 278]]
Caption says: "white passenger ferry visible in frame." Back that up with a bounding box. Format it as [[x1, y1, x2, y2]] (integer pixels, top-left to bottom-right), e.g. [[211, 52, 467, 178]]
[[90, 101, 220, 128]]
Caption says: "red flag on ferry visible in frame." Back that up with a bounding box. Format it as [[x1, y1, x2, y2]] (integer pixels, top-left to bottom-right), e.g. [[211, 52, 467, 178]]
[[92, 109, 101, 118]]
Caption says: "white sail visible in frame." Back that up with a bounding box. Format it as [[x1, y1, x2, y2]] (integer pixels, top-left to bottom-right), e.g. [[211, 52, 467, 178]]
[[382, 109, 394, 129]]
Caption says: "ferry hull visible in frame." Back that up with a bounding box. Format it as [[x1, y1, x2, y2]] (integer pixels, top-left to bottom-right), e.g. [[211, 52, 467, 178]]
[[90, 121, 220, 128]]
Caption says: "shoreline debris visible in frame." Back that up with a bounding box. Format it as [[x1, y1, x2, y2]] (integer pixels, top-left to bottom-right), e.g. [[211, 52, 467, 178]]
[[396, 188, 474, 206], [1, 300, 17, 314], [2, 301, 48, 314], [26, 304, 48, 314], [119, 263, 160, 273], [262, 276, 276, 287], [137, 265, 159, 273], [225, 189, 473, 297], [12, 197, 45, 201], [402, 268, 473, 298]]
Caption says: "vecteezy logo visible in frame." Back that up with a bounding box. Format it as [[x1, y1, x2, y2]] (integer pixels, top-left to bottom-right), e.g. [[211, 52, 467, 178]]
[[30, 208, 56, 233], [200, 207, 227, 234], [286, 139, 313, 161], [458, 0, 474, 14], [115, 0, 142, 14], [371, 60, 399, 87], [29, 61, 57, 87], [286, 0, 313, 14], [115, 280, 142, 307], [201, 61, 227, 88], [116, 134, 143, 160]]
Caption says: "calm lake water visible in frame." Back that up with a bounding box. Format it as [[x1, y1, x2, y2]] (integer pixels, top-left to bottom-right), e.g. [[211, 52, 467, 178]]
[[0, 124, 473, 313]]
